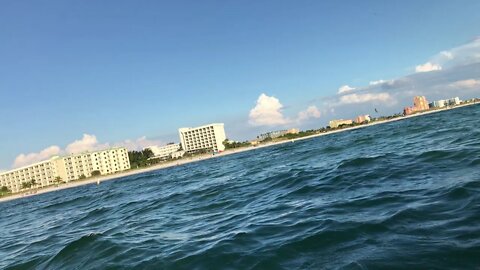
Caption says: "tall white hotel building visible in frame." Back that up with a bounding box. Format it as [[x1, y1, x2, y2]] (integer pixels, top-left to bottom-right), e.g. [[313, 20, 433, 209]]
[[0, 147, 130, 193], [178, 123, 227, 153]]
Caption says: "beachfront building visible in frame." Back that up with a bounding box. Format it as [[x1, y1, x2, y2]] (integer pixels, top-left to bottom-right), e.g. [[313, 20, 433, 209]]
[[171, 151, 185, 159], [429, 97, 461, 108], [250, 140, 260, 146], [329, 119, 353, 128], [430, 99, 447, 108], [403, 107, 414, 115], [447, 97, 461, 106], [414, 96, 430, 111], [404, 96, 430, 115], [57, 148, 130, 181], [178, 123, 227, 153], [355, 115, 371, 124], [257, 128, 299, 141], [0, 147, 130, 193], [145, 143, 181, 159], [0, 159, 61, 193]]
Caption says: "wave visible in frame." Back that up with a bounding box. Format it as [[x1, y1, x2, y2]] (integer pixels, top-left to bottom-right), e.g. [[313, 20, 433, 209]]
[[337, 154, 389, 169], [1, 104, 480, 269]]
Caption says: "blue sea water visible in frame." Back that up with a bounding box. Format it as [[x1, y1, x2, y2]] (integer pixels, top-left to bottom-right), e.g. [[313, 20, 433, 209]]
[[1, 104, 480, 270]]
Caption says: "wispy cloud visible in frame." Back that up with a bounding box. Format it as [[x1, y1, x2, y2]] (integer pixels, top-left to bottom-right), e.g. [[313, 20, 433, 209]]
[[449, 79, 480, 89], [369, 79, 393, 86], [297, 105, 321, 122], [415, 62, 442, 73], [338, 92, 394, 105], [318, 38, 480, 121], [337, 85, 356, 94], [416, 38, 480, 71]]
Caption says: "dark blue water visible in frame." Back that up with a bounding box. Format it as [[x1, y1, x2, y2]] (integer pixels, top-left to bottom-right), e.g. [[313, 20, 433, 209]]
[[1, 105, 480, 270]]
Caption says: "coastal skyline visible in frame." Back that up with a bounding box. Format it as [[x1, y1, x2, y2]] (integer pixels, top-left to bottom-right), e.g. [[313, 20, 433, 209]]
[[2, 1, 480, 170]]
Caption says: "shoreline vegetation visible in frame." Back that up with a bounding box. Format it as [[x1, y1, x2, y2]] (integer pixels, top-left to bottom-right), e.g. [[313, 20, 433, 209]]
[[1, 100, 478, 203]]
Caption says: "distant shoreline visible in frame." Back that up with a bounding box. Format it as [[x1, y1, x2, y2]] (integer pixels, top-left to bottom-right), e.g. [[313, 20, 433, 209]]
[[1, 101, 478, 204]]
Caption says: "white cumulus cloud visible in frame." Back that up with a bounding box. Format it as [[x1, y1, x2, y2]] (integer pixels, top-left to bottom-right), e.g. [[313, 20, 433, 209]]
[[415, 62, 442, 73], [65, 134, 109, 154], [11, 134, 163, 169], [13, 145, 62, 168], [338, 85, 356, 94], [249, 93, 290, 126]]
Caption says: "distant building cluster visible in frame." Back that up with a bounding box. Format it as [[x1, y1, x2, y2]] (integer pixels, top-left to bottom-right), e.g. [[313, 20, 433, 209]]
[[257, 128, 299, 140], [403, 96, 429, 115], [355, 115, 371, 124], [1, 123, 228, 194], [145, 123, 228, 158], [329, 114, 371, 128], [429, 97, 461, 108], [0, 148, 130, 193]]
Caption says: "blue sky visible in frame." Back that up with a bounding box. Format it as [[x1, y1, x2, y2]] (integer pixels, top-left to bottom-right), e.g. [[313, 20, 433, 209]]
[[1, 0, 480, 170]]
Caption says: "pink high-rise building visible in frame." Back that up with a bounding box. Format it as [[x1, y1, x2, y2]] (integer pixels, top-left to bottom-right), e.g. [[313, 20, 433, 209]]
[[413, 96, 429, 111], [404, 96, 429, 115]]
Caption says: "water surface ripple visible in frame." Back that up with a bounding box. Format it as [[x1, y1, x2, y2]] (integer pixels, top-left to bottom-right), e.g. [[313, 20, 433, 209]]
[[1, 105, 480, 269]]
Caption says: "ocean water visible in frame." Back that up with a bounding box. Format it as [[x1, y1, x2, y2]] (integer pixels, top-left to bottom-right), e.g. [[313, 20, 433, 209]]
[[1, 105, 480, 270]]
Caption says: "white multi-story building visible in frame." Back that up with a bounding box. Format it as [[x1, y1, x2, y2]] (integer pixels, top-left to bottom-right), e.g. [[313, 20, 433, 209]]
[[0, 159, 60, 193], [431, 100, 447, 108], [145, 143, 181, 159], [0, 147, 130, 193], [430, 97, 461, 108], [58, 148, 130, 181], [447, 97, 461, 105], [178, 123, 226, 152]]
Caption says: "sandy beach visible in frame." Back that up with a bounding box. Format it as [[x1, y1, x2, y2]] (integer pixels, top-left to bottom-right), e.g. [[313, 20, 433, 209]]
[[1, 102, 477, 204]]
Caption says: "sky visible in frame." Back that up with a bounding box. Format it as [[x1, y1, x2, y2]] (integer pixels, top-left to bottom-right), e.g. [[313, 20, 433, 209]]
[[1, 0, 480, 170]]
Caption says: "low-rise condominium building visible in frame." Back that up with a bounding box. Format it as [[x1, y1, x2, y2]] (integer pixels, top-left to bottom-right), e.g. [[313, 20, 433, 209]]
[[0, 147, 130, 193], [178, 123, 227, 152], [430, 97, 461, 108], [329, 119, 353, 128], [430, 99, 447, 108], [257, 128, 299, 141], [144, 143, 181, 159]]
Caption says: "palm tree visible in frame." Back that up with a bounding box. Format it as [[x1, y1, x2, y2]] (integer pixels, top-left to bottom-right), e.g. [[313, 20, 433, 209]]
[[54, 176, 63, 186], [30, 179, 37, 189], [22, 182, 31, 190], [0, 186, 10, 195]]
